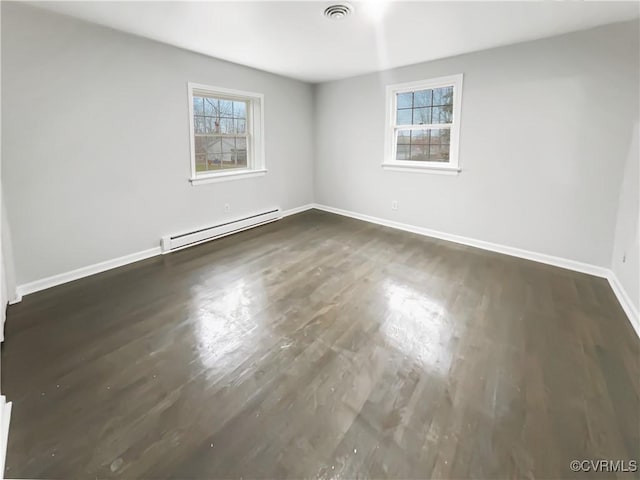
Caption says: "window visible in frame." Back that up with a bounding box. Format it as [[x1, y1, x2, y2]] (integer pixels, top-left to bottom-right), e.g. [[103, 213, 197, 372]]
[[188, 83, 265, 185], [383, 74, 463, 174]]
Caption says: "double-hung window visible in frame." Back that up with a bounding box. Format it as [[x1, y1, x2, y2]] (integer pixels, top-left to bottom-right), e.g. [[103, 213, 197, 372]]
[[188, 83, 265, 185], [384, 74, 463, 174]]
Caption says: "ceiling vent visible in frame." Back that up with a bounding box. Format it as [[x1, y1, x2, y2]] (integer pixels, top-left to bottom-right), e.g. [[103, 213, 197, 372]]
[[324, 4, 353, 20]]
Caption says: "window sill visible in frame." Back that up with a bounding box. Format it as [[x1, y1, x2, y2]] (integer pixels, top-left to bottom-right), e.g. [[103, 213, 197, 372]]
[[381, 163, 460, 175], [190, 168, 267, 185]]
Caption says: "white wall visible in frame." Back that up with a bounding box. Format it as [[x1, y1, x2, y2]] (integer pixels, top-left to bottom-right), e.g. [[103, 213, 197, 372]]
[[611, 121, 639, 315], [1, 2, 315, 286], [315, 20, 639, 268]]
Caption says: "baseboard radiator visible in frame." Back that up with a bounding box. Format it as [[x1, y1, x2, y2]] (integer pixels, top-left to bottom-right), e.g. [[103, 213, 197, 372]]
[[161, 208, 281, 253]]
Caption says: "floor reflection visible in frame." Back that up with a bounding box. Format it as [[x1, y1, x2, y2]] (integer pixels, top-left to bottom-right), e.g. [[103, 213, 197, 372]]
[[381, 279, 453, 375], [191, 277, 261, 372]]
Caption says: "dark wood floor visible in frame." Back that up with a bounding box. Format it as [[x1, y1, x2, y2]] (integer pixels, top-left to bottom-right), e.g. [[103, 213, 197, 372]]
[[2, 210, 638, 479]]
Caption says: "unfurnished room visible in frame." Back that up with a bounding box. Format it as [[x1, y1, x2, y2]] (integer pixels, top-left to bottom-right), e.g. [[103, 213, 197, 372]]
[[0, 1, 638, 478]]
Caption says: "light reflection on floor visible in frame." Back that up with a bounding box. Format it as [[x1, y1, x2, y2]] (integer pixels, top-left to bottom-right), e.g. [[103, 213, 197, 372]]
[[381, 279, 453, 375], [191, 278, 258, 371]]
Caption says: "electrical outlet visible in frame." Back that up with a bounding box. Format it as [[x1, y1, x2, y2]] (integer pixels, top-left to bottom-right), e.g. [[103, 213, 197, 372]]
[[224, 203, 230, 213], [391, 200, 398, 211]]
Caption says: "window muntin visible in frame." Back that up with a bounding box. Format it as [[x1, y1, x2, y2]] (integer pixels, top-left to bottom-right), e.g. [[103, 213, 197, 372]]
[[385, 75, 463, 173], [188, 83, 265, 184]]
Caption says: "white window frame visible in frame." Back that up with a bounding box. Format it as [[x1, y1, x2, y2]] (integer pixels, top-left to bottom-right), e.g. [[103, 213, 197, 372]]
[[383, 74, 463, 175], [188, 82, 266, 186]]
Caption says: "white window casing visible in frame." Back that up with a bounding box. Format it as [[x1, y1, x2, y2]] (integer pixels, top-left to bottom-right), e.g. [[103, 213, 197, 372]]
[[188, 82, 266, 185]]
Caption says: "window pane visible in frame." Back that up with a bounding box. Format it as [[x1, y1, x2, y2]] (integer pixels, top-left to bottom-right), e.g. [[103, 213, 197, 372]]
[[396, 144, 410, 160], [195, 136, 206, 156], [204, 138, 223, 169], [413, 107, 431, 125], [204, 98, 218, 115], [219, 99, 233, 117], [221, 153, 235, 167], [193, 97, 204, 115], [235, 137, 248, 165], [194, 116, 206, 134], [397, 131, 411, 145], [413, 89, 432, 108], [233, 101, 247, 119], [429, 128, 450, 145], [219, 118, 235, 134], [195, 153, 207, 172], [396, 109, 412, 125], [204, 118, 217, 134], [433, 86, 453, 106], [397, 92, 413, 109], [411, 130, 429, 145], [410, 144, 429, 161], [195, 137, 216, 171], [236, 119, 247, 134], [204, 117, 216, 134], [431, 105, 452, 124], [222, 137, 235, 155], [429, 144, 450, 162]]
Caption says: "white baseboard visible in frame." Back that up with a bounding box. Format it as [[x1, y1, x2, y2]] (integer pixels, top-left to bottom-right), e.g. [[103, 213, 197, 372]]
[[15, 247, 162, 299], [313, 203, 609, 278], [7, 296, 21, 306], [9, 202, 638, 339], [281, 204, 314, 218], [12, 204, 316, 301], [0, 396, 12, 480], [607, 272, 640, 338]]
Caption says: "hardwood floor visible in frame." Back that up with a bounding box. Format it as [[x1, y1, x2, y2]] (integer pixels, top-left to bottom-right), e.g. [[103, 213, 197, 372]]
[[2, 209, 638, 479]]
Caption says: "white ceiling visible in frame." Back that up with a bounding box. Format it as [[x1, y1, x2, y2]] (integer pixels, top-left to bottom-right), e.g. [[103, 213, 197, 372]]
[[32, 1, 640, 83]]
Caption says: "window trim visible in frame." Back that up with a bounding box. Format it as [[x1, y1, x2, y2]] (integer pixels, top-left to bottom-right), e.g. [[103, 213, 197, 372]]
[[383, 74, 463, 174], [187, 82, 265, 185]]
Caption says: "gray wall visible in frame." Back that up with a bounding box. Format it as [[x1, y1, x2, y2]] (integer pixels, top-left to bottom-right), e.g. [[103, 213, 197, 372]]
[[611, 121, 639, 313], [1, 200, 17, 337], [3, 2, 638, 298], [2, 2, 315, 286], [315, 20, 639, 268]]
